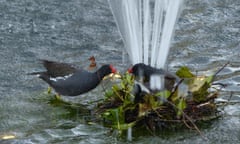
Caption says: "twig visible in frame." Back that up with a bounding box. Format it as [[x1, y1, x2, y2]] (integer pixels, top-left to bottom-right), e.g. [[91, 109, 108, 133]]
[[227, 91, 233, 102], [212, 62, 230, 82], [165, 100, 209, 141], [182, 115, 194, 130], [169, 79, 184, 98]]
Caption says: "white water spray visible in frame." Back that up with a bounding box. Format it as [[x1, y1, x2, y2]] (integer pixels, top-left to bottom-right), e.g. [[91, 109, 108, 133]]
[[108, 0, 183, 68], [108, 1, 183, 140]]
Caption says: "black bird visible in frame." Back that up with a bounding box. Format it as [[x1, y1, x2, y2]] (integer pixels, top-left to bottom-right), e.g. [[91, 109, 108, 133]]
[[30, 60, 117, 96], [128, 63, 180, 91], [132, 81, 150, 103]]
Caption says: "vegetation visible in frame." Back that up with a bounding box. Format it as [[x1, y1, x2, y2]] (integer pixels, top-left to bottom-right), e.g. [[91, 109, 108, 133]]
[[96, 66, 222, 136]]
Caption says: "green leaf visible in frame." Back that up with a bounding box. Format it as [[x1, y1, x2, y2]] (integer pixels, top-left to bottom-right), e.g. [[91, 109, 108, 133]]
[[104, 90, 114, 99], [112, 85, 120, 92], [155, 90, 171, 100], [148, 95, 159, 109], [188, 76, 212, 102], [176, 98, 186, 116], [138, 103, 150, 117], [113, 121, 136, 130], [176, 66, 195, 78], [112, 121, 136, 130], [102, 107, 125, 125], [206, 75, 214, 83]]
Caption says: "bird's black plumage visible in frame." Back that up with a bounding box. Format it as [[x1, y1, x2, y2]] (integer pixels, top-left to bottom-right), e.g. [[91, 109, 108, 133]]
[[128, 63, 180, 91], [30, 60, 116, 96]]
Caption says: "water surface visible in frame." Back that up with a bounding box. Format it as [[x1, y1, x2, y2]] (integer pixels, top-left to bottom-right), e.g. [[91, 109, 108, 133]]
[[0, 0, 239, 143]]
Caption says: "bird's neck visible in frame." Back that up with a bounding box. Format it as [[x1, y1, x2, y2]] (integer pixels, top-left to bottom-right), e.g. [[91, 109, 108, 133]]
[[95, 71, 106, 81]]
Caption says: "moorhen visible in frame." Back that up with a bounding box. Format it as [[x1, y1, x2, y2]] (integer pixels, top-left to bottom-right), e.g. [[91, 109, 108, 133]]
[[128, 63, 180, 91], [30, 60, 117, 96]]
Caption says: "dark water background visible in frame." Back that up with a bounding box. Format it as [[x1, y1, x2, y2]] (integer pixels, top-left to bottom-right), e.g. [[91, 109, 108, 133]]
[[0, 0, 239, 143]]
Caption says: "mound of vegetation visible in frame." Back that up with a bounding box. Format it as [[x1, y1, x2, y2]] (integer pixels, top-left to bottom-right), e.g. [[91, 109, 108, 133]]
[[95, 66, 225, 135]]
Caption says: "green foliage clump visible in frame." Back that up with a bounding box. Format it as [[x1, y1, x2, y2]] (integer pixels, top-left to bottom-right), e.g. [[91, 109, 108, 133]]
[[97, 67, 220, 135]]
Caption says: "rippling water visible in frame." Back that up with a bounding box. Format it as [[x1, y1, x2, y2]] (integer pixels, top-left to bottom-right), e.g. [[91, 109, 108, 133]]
[[0, 0, 239, 143]]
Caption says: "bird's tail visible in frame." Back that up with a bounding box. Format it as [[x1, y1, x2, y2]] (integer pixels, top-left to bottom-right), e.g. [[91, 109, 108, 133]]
[[28, 72, 52, 85], [27, 72, 43, 75]]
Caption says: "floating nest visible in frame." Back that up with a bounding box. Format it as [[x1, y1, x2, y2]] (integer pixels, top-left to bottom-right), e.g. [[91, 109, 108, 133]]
[[95, 66, 226, 135]]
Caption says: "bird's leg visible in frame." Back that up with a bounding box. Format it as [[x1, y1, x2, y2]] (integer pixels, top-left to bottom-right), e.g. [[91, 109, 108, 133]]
[[47, 87, 52, 94]]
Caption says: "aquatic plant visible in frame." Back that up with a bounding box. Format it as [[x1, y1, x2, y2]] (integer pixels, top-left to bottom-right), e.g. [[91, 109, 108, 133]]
[[96, 66, 223, 136]]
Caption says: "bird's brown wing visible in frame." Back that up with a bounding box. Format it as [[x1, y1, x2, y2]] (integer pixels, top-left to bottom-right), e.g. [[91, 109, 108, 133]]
[[40, 59, 77, 77]]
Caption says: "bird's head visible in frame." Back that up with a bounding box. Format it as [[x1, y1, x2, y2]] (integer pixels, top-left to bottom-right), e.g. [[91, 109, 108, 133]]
[[99, 64, 120, 80], [109, 64, 117, 74], [98, 64, 117, 78], [128, 63, 147, 76]]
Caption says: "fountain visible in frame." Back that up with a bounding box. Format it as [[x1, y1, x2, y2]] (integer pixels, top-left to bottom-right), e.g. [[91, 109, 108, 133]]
[[108, 0, 184, 140], [108, 0, 183, 68]]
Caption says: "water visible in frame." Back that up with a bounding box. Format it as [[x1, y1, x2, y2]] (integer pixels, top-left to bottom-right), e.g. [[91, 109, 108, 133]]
[[108, 0, 183, 68], [0, 0, 240, 143], [109, 0, 183, 91]]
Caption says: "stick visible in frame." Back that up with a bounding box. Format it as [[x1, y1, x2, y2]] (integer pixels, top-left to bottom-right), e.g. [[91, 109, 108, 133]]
[[212, 62, 230, 82]]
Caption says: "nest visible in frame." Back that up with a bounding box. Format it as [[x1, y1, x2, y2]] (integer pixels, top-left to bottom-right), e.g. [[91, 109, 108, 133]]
[[95, 66, 225, 134]]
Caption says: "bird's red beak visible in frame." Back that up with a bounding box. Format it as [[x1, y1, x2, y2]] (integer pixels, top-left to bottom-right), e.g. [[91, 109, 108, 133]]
[[128, 67, 133, 73], [110, 65, 117, 73]]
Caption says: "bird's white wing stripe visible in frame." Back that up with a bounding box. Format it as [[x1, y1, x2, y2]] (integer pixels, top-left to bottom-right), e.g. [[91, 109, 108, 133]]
[[50, 74, 73, 82]]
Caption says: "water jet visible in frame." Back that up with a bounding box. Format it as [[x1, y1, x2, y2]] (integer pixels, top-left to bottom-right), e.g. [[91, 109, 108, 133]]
[[107, 1, 184, 140], [108, 0, 183, 68]]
